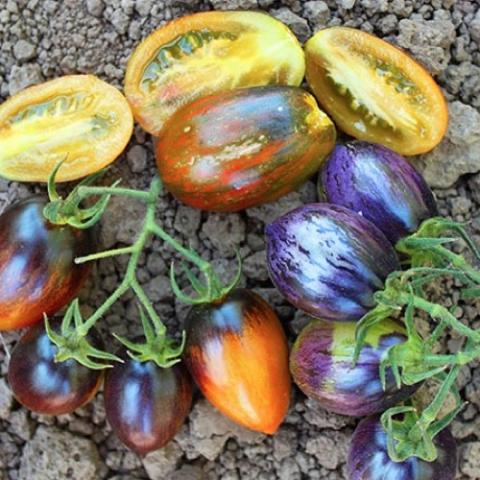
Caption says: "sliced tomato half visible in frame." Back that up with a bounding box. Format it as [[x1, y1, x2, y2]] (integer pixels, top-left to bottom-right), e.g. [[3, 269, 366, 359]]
[[305, 27, 448, 156], [125, 10, 306, 136], [0, 75, 133, 182]]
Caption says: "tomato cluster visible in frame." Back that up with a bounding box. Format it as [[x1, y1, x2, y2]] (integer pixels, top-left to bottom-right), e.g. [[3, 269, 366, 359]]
[[0, 8, 460, 479]]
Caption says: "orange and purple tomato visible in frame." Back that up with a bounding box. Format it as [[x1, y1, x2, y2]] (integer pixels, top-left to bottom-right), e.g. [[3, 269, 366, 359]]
[[155, 86, 336, 212], [0, 197, 95, 331], [319, 142, 438, 244], [348, 415, 457, 479], [8, 321, 103, 415], [184, 289, 291, 434], [290, 319, 419, 416], [104, 347, 192, 456], [266, 203, 399, 322]]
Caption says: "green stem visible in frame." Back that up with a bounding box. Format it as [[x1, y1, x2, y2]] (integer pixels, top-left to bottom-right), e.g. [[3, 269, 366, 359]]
[[77, 185, 152, 202], [76, 246, 135, 264]]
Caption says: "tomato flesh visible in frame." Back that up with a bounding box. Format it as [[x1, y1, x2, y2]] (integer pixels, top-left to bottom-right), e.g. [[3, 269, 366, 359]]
[[0, 75, 133, 182], [0, 197, 95, 331], [305, 27, 448, 155], [125, 11, 305, 135]]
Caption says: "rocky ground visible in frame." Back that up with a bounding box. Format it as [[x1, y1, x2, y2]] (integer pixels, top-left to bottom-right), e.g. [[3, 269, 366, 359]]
[[1, 0, 480, 479]]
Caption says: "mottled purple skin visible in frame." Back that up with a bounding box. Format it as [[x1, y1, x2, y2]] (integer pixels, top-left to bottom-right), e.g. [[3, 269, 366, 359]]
[[290, 319, 419, 416], [348, 416, 457, 480], [320, 141, 438, 244], [266, 203, 400, 321]]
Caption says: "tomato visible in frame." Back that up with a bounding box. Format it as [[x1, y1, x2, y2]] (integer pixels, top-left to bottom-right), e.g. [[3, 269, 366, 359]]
[[348, 416, 457, 480], [8, 321, 103, 414], [0, 75, 133, 182], [184, 289, 291, 434], [0, 197, 95, 331], [125, 10, 305, 135], [305, 27, 448, 155], [104, 347, 192, 455], [156, 86, 335, 212]]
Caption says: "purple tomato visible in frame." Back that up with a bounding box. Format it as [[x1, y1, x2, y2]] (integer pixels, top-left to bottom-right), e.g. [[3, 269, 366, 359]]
[[266, 203, 400, 321], [348, 415, 457, 480]]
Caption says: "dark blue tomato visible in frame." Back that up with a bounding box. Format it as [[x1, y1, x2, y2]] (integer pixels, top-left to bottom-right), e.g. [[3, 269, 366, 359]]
[[319, 142, 438, 244], [8, 320, 103, 414], [265, 203, 400, 321], [103, 347, 192, 455], [290, 319, 418, 416], [348, 415, 457, 480]]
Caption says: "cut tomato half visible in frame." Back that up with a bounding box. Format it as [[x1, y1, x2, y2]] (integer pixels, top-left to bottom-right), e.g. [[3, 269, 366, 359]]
[[305, 27, 448, 156], [0, 75, 133, 182], [125, 10, 305, 136]]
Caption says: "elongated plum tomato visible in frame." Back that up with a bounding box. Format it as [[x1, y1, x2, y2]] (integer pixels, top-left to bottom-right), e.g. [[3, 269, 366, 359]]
[[266, 204, 400, 321], [184, 289, 291, 434], [305, 27, 448, 155], [290, 319, 418, 416], [348, 415, 457, 480], [104, 346, 192, 456], [0, 197, 95, 331], [8, 321, 103, 414], [0, 75, 133, 182], [320, 142, 438, 244], [156, 86, 336, 212], [125, 10, 305, 136]]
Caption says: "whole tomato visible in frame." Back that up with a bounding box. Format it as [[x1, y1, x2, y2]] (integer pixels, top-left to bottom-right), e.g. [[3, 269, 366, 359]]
[[104, 346, 193, 455], [0, 197, 95, 331], [8, 320, 103, 414], [184, 289, 291, 434], [156, 86, 335, 212]]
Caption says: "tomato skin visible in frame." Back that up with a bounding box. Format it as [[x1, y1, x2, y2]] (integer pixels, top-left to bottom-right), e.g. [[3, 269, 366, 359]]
[[348, 416, 457, 480], [0, 197, 95, 331], [125, 10, 305, 135], [305, 27, 448, 155], [156, 86, 336, 212], [290, 319, 419, 417], [7, 321, 103, 415], [104, 348, 192, 456], [184, 289, 291, 434]]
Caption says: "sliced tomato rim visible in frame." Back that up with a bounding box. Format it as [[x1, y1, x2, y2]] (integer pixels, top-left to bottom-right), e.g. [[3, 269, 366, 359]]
[[125, 10, 306, 135], [0, 75, 133, 182], [305, 27, 448, 155]]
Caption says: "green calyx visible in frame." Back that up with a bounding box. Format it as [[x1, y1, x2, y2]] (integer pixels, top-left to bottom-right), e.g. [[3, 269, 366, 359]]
[[42, 167, 244, 373], [114, 305, 185, 368], [44, 299, 122, 370], [354, 215, 480, 464], [43, 161, 119, 229]]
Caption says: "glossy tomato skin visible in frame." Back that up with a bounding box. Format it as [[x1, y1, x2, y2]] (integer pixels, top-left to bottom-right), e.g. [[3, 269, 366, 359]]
[[266, 204, 400, 322], [184, 289, 291, 434], [305, 27, 448, 156], [290, 319, 419, 416], [156, 86, 336, 212], [125, 10, 305, 135], [104, 347, 192, 456], [8, 321, 103, 415], [320, 142, 438, 244], [348, 415, 457, 480], [0, 197, 95, 331]]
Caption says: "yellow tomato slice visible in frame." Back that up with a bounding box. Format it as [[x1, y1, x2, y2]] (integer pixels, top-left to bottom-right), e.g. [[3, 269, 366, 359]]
[[305, 27, 448, 156], [125, 10, 306, 136], [0, 75, 133, 182]]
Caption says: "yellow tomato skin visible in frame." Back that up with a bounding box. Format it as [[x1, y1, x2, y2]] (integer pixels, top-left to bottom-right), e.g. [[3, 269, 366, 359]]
[[125, 10, 306, 136], [305, 27, 448, 156], [0, 75, 133, 182]]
